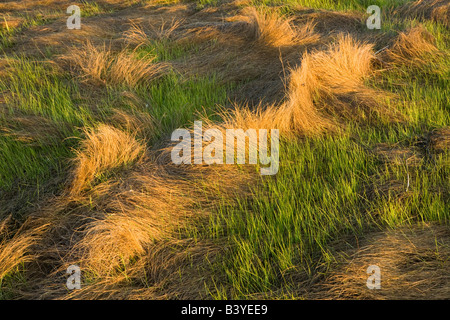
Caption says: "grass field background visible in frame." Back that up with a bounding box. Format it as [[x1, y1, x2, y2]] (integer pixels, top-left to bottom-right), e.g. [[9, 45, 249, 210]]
[[0, 0, 448, 299]]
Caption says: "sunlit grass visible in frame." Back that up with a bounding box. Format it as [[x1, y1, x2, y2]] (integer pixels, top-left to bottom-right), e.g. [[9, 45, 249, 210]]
[[0, 0, 448, 300], [199, 12, 449, 299]]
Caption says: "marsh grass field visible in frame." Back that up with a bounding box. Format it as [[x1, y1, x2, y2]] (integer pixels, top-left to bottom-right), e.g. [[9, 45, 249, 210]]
[[0, 0, 449, 299]]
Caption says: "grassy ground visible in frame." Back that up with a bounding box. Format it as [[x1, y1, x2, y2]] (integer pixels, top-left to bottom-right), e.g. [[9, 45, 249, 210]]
[[0, 0, 449, 299]]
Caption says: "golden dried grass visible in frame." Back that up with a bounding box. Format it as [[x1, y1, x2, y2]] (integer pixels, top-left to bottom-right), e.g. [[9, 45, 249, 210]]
[[429, 127, 450, 154], [385, 26, 440, 67], [123, 18, 184, 49], [2, 2, 441, 300], [0, 217, 47, 281], [63, 41, 166, 87], [109, 107, 155, 140], [0, 17, 23, 30], [292, 34, 387, 120], [297, 35, 374, 95], [60, 157, 252, 280], [62, 238, 221, 300], [237, 7, 319, 48], [218, 34, 381, 138], [70, 124, 145, 196], [314, 225, 450, 299], [152, 17, 184, 40], [123, 21, 151, 48], [71, 174, 192, 274], [49, 117, 252, 279], [7, 111, 255, 297]]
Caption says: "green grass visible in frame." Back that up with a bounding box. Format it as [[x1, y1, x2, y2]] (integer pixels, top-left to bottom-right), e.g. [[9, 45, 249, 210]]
[[0, 38, 233, 197], [135, 39, 200, 62], [0, 0, 448, 300], [205, 121, 448, 299], [135, 72, 232, 138], [2, 59, 93, 125], [207, 134, 373, 297], [79, 0, 108, 17], [250, 0, 412, 11], [0, 58, 92, 190], [197, 12, 450, 299], [195, 0, 219, 9], [115, 40, 232, 140], [0, 263, 27, 300]]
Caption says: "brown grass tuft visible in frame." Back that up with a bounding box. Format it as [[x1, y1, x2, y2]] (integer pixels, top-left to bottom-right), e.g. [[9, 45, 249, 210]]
[[0, 216, 47, 282], [214, 102, 327, 139], [209, 35, 386, 138], [71, 172, 192, 274], [123, 18, 184, 49], [313, 225, 450, 299], [70, 125, 145, 196], [60, 152, 252, 279], [109, 108, 155, 140], [292, 9, 364, 34], [295, 35, 374, 98], [123, 21, 151, 49], [397, 0, 449, 26], [237, 7, 319, 48], [63, 41, 166, 87], [287, 34, 384, 125], [429, 127, 450, 154], [373, 143, 423, 167], [385, 26, 440, 67]]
